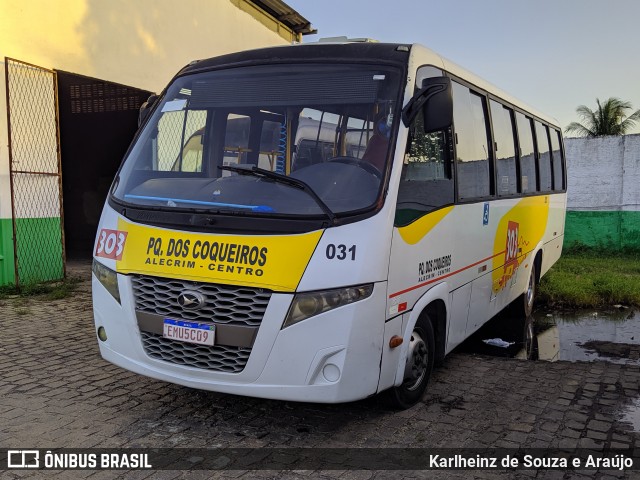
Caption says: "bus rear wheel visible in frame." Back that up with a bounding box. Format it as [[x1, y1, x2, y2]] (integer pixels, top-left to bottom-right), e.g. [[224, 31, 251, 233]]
[[387, 317, 435, 409], [524, 314, 539, 361], [522, 261, 537, 317]]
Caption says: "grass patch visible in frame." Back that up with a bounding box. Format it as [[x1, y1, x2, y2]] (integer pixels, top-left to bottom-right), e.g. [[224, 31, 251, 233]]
[[539, 250, 640, 308], [0, 276, 82, 301], [0, 285, 19, 299]]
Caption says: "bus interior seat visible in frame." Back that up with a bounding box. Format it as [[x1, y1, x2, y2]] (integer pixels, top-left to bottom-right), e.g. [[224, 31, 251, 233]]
[[293, 145, 324, 171]]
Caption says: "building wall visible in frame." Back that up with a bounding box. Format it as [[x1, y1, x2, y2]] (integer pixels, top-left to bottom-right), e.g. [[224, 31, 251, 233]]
[[0, 0, 293, 93], [0, 0, 295, 284], [565, 134, 640, 250]]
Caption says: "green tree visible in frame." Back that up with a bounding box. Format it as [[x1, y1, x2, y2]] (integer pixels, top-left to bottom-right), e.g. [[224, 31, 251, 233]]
[[565, 97, 640, 137]]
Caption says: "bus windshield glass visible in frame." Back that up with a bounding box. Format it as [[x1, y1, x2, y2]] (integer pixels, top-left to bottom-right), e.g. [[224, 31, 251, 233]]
[[112, 64, 402, 218]]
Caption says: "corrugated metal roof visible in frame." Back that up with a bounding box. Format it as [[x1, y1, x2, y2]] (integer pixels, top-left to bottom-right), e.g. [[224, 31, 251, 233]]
[[248, 0, 316, 35]]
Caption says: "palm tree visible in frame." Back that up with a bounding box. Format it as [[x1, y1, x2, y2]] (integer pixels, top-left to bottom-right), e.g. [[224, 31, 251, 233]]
[[565, 97, 640, 137]]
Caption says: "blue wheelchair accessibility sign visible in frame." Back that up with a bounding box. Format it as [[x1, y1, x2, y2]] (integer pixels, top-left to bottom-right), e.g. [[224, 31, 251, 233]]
[[483, 203, 490, 225]]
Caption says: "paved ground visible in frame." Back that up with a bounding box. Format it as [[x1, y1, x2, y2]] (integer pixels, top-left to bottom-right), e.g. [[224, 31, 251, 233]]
[[1, 262, 640, 479]]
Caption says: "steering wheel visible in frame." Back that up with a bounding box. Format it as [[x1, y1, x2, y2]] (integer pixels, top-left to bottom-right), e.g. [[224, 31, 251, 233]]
[[327, 156, 382, 179]]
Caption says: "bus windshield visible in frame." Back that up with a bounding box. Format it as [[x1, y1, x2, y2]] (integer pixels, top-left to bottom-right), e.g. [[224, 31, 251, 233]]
[[112, 64, 402, 218]]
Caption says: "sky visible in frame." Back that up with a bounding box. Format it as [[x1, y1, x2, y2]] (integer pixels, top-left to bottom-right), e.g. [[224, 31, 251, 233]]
[[286, 0, 640, 135]]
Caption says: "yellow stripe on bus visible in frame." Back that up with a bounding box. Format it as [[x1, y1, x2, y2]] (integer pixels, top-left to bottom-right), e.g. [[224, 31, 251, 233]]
[[115, 218, 323, 291], [397, 206, 454, 245]]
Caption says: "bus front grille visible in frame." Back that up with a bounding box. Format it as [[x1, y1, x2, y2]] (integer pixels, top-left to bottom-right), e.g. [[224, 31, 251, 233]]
[[131, 274, 269, 372], [140, 332, 251, 373], [131, 274, 271, 327]]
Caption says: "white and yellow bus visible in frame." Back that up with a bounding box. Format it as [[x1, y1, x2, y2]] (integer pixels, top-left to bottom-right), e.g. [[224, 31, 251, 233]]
[[92, 41, 566, 408]]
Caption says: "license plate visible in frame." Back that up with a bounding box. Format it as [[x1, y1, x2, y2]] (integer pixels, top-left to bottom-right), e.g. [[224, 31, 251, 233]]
[[163, 319, 215, 346]]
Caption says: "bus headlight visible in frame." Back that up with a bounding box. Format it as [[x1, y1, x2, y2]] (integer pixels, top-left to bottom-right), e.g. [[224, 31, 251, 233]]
[[282, 284, 374, 329], [92, 260, 121, 303]]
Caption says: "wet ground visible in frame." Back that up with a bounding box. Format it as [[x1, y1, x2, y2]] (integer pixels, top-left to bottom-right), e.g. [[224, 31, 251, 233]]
[[461, 305, 640, 437], [2, 263, 640, 478], [461, 306, 640, 367]]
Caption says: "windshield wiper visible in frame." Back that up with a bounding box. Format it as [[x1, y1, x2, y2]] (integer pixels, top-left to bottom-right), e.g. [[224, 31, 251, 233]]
[[219, 164, 337, 225]]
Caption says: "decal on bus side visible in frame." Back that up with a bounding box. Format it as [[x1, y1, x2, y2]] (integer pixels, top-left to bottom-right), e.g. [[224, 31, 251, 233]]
[[388, 196, 550, 299], [491, 196, 549, 293], [418, 254, 452, 283]]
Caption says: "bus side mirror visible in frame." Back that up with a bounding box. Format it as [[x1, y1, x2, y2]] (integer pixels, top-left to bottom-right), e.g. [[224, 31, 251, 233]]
[[138, 94, 159, 127], [421, 77, 452, 133], [401, 77, 453, 133]]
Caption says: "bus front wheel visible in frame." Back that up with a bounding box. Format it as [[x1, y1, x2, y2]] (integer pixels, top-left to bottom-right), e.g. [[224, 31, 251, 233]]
[[387, 317, 435, 409]]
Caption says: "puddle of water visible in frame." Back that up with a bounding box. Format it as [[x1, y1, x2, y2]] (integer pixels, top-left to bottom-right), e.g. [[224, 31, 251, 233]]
[[619, 398, 640, 433], [460, 307, 640, 365]]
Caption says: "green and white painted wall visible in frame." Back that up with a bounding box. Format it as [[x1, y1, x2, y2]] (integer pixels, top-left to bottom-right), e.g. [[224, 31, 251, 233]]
[[564, 134, 640, 250]]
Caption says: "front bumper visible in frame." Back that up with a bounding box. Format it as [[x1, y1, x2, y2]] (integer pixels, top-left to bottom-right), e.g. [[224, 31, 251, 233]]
[[92, 273, 387, 403]]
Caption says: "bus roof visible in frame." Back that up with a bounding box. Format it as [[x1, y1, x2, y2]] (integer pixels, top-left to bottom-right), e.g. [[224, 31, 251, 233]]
[[409, 43, 560, 128], [179, 41, 559, 129], [180, 42, 411, 75]]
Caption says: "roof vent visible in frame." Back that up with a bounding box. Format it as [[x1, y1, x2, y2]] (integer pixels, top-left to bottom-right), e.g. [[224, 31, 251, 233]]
[[317, 36, 379, 43]]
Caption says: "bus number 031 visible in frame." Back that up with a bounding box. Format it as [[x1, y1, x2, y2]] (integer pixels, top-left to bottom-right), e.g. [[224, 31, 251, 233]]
[[326, 244, 356, 261]]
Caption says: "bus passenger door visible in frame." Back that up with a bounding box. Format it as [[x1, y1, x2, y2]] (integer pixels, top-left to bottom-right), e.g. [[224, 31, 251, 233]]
[[448, 82, 497, 336]]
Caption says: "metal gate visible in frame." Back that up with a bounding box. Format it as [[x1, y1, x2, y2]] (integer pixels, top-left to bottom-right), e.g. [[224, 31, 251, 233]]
[[5, 57, 65, 286]]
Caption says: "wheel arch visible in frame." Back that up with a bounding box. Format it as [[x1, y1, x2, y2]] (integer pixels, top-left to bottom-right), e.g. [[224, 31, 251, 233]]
[[423, 299, 447, 366], [533, 248, 543, 286], [393, 282, 449, 387]]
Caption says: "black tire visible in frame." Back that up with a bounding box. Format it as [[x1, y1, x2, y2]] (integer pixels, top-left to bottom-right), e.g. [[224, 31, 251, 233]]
[[523, 314, 539, 361], [521, 261, 537, 317], [387, 317, 435, 409]]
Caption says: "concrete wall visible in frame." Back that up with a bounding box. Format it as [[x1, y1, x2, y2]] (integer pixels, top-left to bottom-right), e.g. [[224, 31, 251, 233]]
[[0, 0, 293, 93], [565, 134, 640, 250]]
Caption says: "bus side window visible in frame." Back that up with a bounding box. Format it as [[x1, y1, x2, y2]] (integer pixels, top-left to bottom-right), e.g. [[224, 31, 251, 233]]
[[395, 109, 454, 226], [535, 121, 552, 192], [452, 82, 492, 201], [515, 112, 537, 193], [489, 100, 518, 196], [550, 128, 565, 191]]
